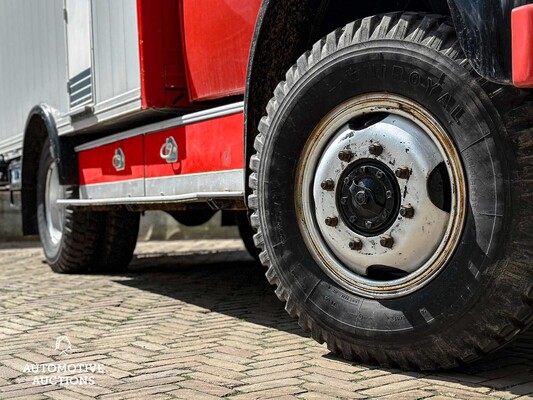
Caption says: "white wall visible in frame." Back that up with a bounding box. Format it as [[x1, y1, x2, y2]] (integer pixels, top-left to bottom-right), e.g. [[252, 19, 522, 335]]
[[0, 0, 68, 153]]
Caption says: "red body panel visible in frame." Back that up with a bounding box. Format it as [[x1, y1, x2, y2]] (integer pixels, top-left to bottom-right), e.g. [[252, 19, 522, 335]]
[[79, 136, 145, 186], [79, 113, 244, 186], [79, 1, 255, 190], [144, 113, 244, 178], [137, 0, 192, 108], [512, 4, 533, 88], [181, 0, 261, 101]]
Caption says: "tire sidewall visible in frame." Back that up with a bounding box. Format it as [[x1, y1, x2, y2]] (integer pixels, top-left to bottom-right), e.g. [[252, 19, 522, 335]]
[[258, 40, 511, 346]]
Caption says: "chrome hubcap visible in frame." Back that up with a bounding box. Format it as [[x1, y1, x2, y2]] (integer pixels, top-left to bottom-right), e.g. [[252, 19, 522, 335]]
[[44, 162, 65, 245], [296, 94, 466, 298]]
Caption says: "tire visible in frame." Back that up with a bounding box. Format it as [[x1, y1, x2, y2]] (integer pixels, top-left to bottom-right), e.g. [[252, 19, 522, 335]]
[[37, 140, 140, 273], [236, 211, 261, 261], [92, 210, 140, 273], [249, 13, 533, 370]]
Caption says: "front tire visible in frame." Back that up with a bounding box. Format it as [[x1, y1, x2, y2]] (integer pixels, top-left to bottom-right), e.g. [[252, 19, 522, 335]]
[[249, 13, 533, 369]]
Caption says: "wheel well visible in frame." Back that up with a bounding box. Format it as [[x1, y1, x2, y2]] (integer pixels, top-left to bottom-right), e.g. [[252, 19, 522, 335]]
[[244, 0, 451, 200], [21, 114, 48, 235]]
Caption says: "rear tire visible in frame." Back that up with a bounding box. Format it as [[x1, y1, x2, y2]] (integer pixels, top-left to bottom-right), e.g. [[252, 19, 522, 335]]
[[37, 140, 139, 273], [236, 211, 260, 261], [249, 13, 533, 369]]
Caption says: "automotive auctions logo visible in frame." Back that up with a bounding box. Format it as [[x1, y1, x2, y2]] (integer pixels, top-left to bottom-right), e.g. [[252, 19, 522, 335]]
[[20, 336, 106, 386], [55, 335, 72, 355]]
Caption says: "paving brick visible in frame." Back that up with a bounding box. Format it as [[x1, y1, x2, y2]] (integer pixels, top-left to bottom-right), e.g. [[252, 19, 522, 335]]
[[179, 380, 235, 397], [300, 372, 366, 392], [236, 378, 305, 393], [302, 382, 366, 399], [359, 379, 429, 396], [228, 386, 306, 400], [376, 389, 435, 399], [1, 240, 533, 400]]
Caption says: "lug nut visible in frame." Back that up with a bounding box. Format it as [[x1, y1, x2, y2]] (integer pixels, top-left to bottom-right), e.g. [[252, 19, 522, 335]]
[[365, 221, 373, 229], [375, 170, 384, 179], [400, 205, 415, 218], [395, 166, 411, 179], [321, 179, 335, 191], [369, 142, 383, 156], [325, 216, 339, 227], [386, 190, 393, 199], [380, 235, 394, 249], [349, 215, 358, 223], [338, 150, 353, 162], [349, 238, 363, 251]]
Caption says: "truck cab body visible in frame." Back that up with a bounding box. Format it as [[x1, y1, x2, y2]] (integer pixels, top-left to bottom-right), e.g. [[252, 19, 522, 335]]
[[0, 0, 532, 370]]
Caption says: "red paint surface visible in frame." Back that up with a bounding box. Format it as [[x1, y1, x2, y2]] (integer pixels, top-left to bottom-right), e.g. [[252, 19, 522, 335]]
[[181, 0, 261, 101], [79, 136, 145, 186], [144, 112, 244, 178], [137, 0, 192, 108], [512, 4, 533, 87], [79, 113, 244, 185]]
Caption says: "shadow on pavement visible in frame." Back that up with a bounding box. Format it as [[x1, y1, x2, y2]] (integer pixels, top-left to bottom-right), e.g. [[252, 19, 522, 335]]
[[119, 248, 308, 338], [116, 248, 533, 395]]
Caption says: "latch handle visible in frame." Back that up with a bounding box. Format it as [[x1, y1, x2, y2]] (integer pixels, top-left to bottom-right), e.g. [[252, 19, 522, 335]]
[[112, 148, 125, 172], [160, 136, 178, 163]]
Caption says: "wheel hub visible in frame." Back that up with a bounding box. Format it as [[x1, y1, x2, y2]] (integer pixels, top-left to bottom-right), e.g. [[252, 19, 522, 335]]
[[296, 94, 466, 298], [337, 159, 400, 236]]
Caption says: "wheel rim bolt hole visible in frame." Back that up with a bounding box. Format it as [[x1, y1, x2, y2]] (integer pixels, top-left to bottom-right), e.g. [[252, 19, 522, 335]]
[[338, 150, 354, 162], [380, 235, 394, 249], [369, 142, 383, 156], [395, 166, 411, 179], [321, 178, 335, 191], [400, 205, 415, 218], [349, 238, 363, 251], [325, 216, 339, 227]]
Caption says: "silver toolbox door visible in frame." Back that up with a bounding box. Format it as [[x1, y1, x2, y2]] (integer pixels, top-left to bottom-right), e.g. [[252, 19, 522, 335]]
[[64, 0, 94, 111]]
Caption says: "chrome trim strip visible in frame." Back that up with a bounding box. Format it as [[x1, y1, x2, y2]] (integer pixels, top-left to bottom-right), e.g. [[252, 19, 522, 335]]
[[75, 101, 244, 152], [58, 191, 244, 206], [145, 169, 244, 197], [80, 178, 145, 199], [78, 169, 243, 202]]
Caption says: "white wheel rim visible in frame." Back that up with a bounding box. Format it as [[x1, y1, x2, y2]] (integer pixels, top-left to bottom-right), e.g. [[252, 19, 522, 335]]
[[295, 94, 467, 299], [44, 161, 65, 245]]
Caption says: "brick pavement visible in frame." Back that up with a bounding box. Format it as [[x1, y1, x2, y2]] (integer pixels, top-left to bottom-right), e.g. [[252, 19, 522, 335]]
[[0, 240, 533, 399]]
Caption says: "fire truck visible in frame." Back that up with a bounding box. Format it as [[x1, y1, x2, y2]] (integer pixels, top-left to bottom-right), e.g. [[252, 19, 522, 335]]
[[0, 0, 532, 370]]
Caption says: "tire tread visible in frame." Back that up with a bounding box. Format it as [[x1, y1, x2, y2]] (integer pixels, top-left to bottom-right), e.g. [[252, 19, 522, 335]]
[[248, 12, 533, 369]]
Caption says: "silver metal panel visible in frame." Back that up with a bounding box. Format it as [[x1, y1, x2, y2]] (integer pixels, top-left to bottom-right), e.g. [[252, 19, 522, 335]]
[[58, 191, 245, 207], [145, 170, 244, 198], [91, 0, 140, 104], [78, 169, 244, 203], [0, 0, 69, 154], [75, 102, 245, 152], [80, 178, 144, 200]]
